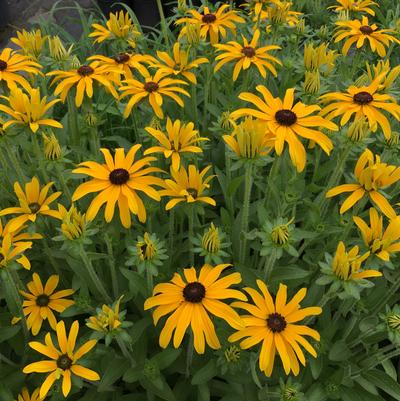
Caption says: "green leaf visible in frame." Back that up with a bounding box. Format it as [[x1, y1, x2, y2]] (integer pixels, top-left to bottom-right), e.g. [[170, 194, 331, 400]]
[[329, 341, 351, 362], [140, 376, 176, 401], [271, 266, 311, 281], [191, 359, 217, 385], [362, 369, 400, 400], [0, 325, 20, 343], [151, 348, 182, 370], [98, 356, 131, 391], [123, 366, 143, 383]]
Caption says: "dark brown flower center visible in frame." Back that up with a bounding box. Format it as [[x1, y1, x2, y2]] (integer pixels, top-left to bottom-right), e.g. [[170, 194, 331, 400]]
[[267, 313, 287, 333], [29, 202, 41, 214], [183, 282, 206, 303], [144, 81, 159, 93], [275, 109, 297, 126], [114, 53, 130, 64], [109, 168, 130, 185], [242, 46, 256, 58], [186, 188, 198, 198], [0, 60, 7, 71], [57, 354, 72, 370], [36, 294, 50, 307], [353, 91, 373, 105], [202, 13, 217, 23], [77, 65, 94, 76], [360, 25, 373, 35]]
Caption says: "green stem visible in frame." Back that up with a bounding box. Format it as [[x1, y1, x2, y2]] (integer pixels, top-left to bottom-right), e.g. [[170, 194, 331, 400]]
[[79, 245, 111, 303], [155, 0, 170, 49], [304, 288, 334, 326], [371, 272, 400, 315], [0, 352, 18, 367], [169, 209, 175, 266], [348, 328, 382, 349], [188, 207, 195, 266], [104, 234, 118, 298], [146, 267, 154, 296], [202, 64, 212, 133], [185, 330, 194, 378], [225, 151, 234, 215], [5, 139, 25, 183], [116, 336, 135, 365], [191, 84, 198, 124], [263, 249, 277, 281], [56, 164, 72, 199], [239, 164, 253, 265], [32, 134, 50, 182], [67, 93, 80, 148], [351, 348, 400, 378]]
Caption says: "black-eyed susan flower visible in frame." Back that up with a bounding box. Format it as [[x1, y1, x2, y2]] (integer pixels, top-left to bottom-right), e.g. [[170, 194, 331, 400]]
[[72, 146, 163, 228], [0, 233, 32, 270], [303, 42, 337, 75], [230, 86, 337, 172], [318, 242, 382, 295], [160, 165, 216, 210], [11, 29, 47, 59], [176, 5, 245, 44], [119, 67, 190, 119], [379, 305, 400, 345], [126, 232, 168, 275], [256, 1, 303, 27], [88, 53, 155, 81], [214, 29, 282, 81], [193, 223, 230, 264], [86, 298, 123, 334], [43, 132, 62, 161], [150, 42, 208, 84], [0, 87, 63, 133], [320, 76, 400, 140], [20, 273, 74, 335], [0, 217, 42, 244], [89, 10, 140, 47], [23, 320, 100, 399], [229, 280, 322, 376], [48, 36, 74, 62], [57, 204, 87, 241], [365, 60, 400, 92], [144, 264, 246, 354], [329, 0, 378, 16], [0, 177, 61, 232], [326, 149, 400, 218], [334, 16, 400, 57], [353, 208, 400, 261], [47, 61, 120, 107], [144, 118, 208, 170], [223, 117, 275, 162], [0, 47, 41, 91], [14, 387, 42, 401]]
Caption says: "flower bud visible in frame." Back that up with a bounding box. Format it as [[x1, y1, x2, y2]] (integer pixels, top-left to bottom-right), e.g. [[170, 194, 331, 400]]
[[43, 132, 62, 161]]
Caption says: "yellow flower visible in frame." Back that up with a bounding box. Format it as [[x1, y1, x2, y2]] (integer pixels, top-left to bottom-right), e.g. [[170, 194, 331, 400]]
[[20, 273, 74, 335], [176, 5, 245, 44], [151, 42, 208, 84], [256, 1, 303, 27], [47, 61, 120, 107], [14, 387, 42, 401], [223, 117, 275, 160], [229, 280, 322, 377], [365, 60, 400, 92], [0, 233, 32, 270], [88, 53, 155, 82], [119, 67, 190, 119], [136, 232, 157, 261], [329, 0, 378, 16], [353, 208, 400, 261], [43, 132, 62, 161], [0, 47, 41, 91], [23, 320, 100, 399], [320, 75, 400, 140], [214, 29, 282, 81], [48, 36, 74, 62], [332, 241, 381, 280], [202, 223, 221, 254], [11, 29, 47, 59], [86, 297, 123, 333], [144, 264, 246, 354], [0, 177, 61, 231], [303, 42, 337, 74], [230, 86, 337, 172], [144, 117, 208, 171], [346, 117, 370, 142], [89, 10, 140, 46], [160, 165, 216, 210], [243, 0, 270, 16], [334, 16, 400, 57], [72, 146, 163, 228], [326, 149, 400, 218], [304, 70, 321, 94], [58, 204, 87, 240], [0, 87, 63, 133]]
